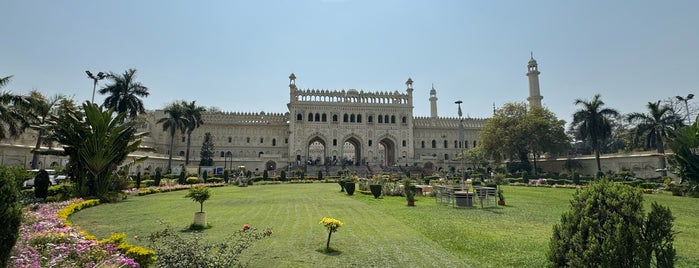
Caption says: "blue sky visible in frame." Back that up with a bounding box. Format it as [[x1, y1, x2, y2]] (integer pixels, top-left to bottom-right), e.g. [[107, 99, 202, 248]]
[[2, 0, 698, 124]]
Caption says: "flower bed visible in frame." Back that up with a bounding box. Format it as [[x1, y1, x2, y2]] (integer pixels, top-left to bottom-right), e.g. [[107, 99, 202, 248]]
[[127, 182, 226, 196], [10, 199, 140, 267]]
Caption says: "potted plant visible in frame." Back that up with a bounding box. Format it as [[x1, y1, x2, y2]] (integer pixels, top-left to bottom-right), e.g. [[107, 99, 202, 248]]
[[404, 179, 416, 206], [186, 186, 211, 228], [369, 175, 385, 199], [497, 187, 505, 206]]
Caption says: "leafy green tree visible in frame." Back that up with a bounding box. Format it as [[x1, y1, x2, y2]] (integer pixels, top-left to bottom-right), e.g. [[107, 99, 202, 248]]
[[570, 94, 620, 172], [478, 103, 568, 173], [53, 102, 144, 199], [98, 68, 150, 120], [0, 167, 22, 267], [157, 102, 188, 173], [182, 100, 206, 165], [666, 121, 699, 185], [25, 91, 65, 169], [548, 179, 675, 267], [199, 132, 215, 166], [627, 101, 683, 176], [186, 186, 211, 213]]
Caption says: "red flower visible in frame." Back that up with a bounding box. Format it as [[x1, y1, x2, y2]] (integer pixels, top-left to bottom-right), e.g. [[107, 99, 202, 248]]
[[242, 224, 250, 231]]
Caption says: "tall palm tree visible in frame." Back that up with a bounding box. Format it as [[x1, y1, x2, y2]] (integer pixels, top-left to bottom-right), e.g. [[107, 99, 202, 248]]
[[570, 94, 620, 173], [157, 102, 188, 173], [25, 91, 65, 169], [98, 68, 150, 120], [182, 100, 206, 165], [626, 101, 683, 176], [0, 76, 29, 141]]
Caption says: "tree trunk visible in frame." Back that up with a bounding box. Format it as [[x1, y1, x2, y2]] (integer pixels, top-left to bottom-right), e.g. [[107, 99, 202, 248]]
[[594, 149, 602, 173], [167, 132, 175, 173], [326, 231, 333, 250], [657, 130, 667, 176], [31, 134, 43, 169], [185, 132, 192, 166]]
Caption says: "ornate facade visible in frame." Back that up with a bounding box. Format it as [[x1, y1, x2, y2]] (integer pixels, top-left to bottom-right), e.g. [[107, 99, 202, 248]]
[[139, 73, 488, 174]]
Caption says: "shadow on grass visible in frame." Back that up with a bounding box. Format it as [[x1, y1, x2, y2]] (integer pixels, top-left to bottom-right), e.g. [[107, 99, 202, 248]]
[[181, 223, 212, 232], [317, 247, 342, 256]]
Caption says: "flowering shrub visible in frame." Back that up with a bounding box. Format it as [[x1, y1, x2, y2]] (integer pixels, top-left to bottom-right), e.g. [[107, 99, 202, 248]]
[[319, 217, 343, 251], [147, 223, 272, 268], [130, 183, 225, 196], [99, 233, 156, 267], [9, 199, 139, 267]]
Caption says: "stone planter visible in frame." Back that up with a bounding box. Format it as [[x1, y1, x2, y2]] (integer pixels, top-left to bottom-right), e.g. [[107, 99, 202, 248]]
[[344, 182, 356, 195], [193, 212, 207, 227], [369, 184, 382, 198]]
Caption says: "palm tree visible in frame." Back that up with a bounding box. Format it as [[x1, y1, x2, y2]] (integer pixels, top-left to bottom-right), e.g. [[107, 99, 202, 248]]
[[570, 94, 620, 173], [626, 101, 683, 176], [25, 91, 65, 169], [157, 102, 188, 173], [182, 100, 206, 165], [53, 102, 144, 198], [0, 76, 29, 141], [98, 68, 150, 120]]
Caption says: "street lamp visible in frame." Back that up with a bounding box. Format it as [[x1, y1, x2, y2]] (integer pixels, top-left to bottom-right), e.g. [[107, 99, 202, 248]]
[[455, 100, 465, 183], [86, 70, 107, 103], [676, 94, 694, 124]]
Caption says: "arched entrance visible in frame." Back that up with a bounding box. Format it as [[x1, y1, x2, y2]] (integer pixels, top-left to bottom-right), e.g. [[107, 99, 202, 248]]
[[379, 138, 396, 166], [266, 160, 276, 170], [343, 137, 362, 166], [307, 137, 327, 166]]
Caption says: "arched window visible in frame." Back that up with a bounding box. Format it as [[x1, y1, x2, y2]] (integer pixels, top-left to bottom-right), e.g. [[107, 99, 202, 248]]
[[368, 115, 373, 123], [272, 138, 276, 146], [464, 140, 468, 148], [391, 115, 396, 124], [350, 114, 355, 122], [454, 140, 458, 148], [343, 114, 349, 122], [384, 115, 389, 124], [421, 141, 425, 148], [315, 113, 320, 121], [246, 137, 250, 143], [402, 140, 407, 147], [378, 115, 383, 123], [431, 140, 437, 148], [402, 116, 407, 123], [368, 140, 372, 146], [333, 114, 338, 122], [308, 113, 313, 121], [444, 140, 448, 148], [220, 151, 225, 157], [260, 137, 264, 143], [444, 154, 449, 160], [322, 113, 327, 122], [357, 114, 362, 123], [179, 151, 185, 156], [296, 113, 302, 121], [228, 137, 232, 143], [473, 140, 477, 147]]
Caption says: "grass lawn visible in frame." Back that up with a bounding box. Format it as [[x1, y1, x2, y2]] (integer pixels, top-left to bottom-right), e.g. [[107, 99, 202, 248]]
[[70, 183, 699, 267]]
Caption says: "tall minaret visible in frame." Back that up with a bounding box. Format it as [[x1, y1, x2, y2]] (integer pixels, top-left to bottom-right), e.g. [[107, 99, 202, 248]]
[[405, 77, 414, 107], [429, 84, 438, 118], [526, 53, 543, 108]]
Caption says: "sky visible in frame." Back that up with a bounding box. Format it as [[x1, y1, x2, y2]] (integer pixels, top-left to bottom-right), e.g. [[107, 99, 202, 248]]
[[2, 0, 698, 125]]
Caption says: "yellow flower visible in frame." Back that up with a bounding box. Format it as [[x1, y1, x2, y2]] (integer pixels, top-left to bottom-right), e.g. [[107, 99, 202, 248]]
[[319, 217, 343, 232]]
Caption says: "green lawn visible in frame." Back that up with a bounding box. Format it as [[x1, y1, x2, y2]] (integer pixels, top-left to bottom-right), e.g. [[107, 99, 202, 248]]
[[69, 184, 699, 267]]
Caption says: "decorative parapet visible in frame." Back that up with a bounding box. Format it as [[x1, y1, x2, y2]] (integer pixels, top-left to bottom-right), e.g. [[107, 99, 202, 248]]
[[291, 88, 411, 105], [413, 116, 489, 128]]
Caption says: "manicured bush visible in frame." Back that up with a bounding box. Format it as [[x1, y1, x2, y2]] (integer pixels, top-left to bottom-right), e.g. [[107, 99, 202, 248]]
[[186, 177, 200, 184], [179, 171, 186, 185], [99, 233, 156, 267], [263, 170, 269, 180], [548, 179, 676, 267], [142, 179, 156, 187], [47, 183, 74, 201], [34, 169, 51, 199], [280, 170, 287, 181], [202, 172, 208, 183], [223, 169, 230, 183], [135, 172, 142, 189], [208, 177, 223, 183], [154, 168, 163, 186], [0, 168, 22, 267]]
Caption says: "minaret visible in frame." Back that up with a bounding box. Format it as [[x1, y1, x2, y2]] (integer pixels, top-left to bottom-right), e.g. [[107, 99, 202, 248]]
[[429, 84, 438, 118], [405, 77, 414, 106], [526, 53, 543, 108]]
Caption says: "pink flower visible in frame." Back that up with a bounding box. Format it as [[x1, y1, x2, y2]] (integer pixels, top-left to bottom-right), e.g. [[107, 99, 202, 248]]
[[242, 224, 250, 231]]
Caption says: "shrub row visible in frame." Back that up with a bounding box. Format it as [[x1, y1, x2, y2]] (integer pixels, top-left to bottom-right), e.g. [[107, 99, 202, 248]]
[[57, 199, 101, 226], [99, 233, 156, 267], [136, 183, 225, 196]]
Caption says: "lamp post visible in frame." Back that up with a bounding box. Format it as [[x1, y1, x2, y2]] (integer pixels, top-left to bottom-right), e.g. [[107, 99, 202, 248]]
[[86, 70, 107, 103], [676, 94, 694, 125], [455, 100, 465, 184]]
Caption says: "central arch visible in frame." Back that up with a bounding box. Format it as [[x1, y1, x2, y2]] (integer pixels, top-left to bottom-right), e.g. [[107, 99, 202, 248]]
[[307, 136, 327, 166], [342, 136, 362, 166], [379, 137, 396, 166]]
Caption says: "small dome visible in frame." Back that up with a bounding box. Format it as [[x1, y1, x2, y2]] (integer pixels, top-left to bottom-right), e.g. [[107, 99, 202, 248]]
[[347, 89, 359, 95]]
